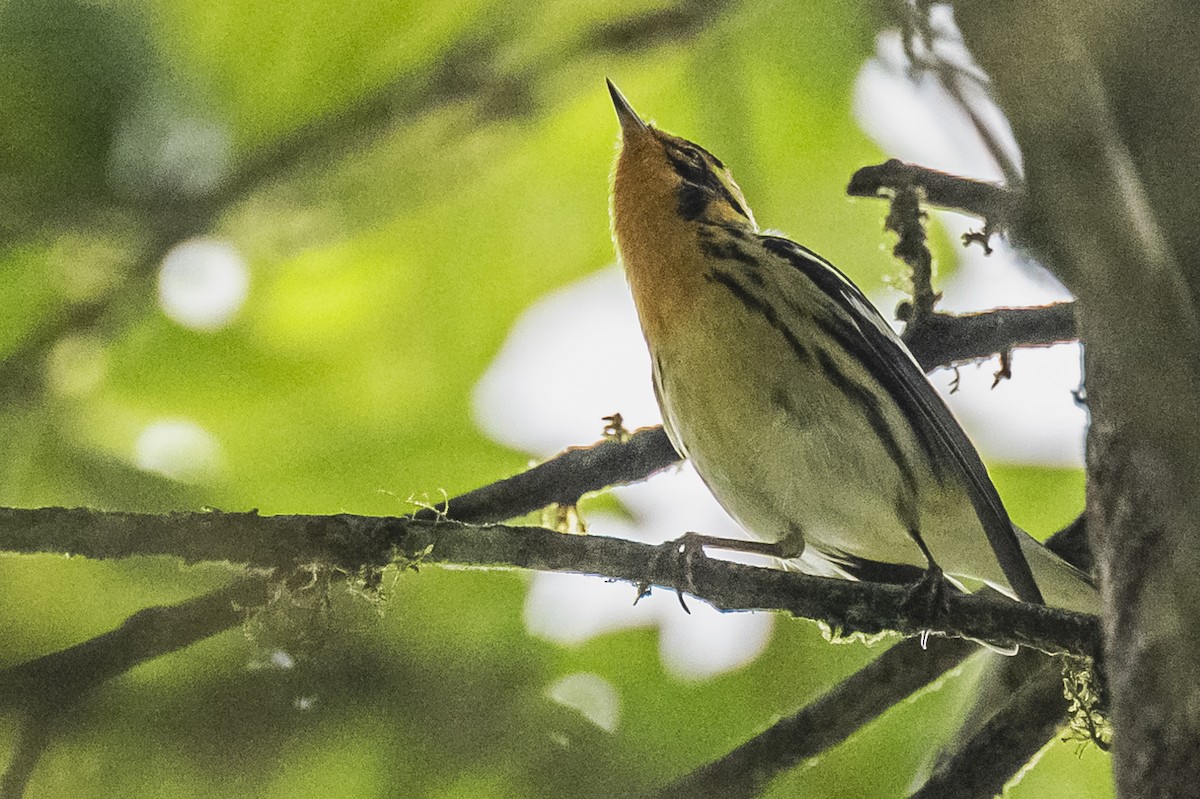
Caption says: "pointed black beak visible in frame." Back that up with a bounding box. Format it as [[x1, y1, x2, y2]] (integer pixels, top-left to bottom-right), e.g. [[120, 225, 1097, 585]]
[[607, 79, 648, 135]]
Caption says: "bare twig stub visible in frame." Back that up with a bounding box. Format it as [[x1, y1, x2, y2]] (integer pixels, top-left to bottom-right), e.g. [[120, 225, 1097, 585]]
[[886, 181, 940, 323], [903, 303, 1077, 371], [413, 425, 680, 525]]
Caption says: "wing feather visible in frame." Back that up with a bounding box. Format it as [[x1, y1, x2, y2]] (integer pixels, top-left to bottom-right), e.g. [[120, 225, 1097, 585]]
[[757, 235, 1044, 604]]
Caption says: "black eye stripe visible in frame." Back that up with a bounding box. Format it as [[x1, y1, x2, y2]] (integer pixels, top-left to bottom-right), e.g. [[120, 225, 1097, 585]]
[[671, 140, 723, 167], [665, 148, 710, 185], [662, 140, 750, 220]]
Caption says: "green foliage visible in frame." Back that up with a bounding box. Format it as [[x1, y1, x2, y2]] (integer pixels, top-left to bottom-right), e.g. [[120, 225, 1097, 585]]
[[0, 1, 1108, 797]]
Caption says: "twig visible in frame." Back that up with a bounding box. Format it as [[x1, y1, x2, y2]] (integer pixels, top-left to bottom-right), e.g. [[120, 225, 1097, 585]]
[[902, 303, 1077, 370], [414, 425, 680, 524], [896, 0, 1023, 186], [886, 182, 939, 322], [848, 159, 1017, 227]]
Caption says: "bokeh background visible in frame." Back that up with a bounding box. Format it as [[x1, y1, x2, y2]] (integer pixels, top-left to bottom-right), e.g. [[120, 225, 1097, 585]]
[[1, 0, 1110, 796]]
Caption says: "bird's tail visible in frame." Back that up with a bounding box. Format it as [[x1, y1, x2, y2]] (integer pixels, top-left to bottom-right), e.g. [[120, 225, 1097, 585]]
[[1017, 530, 1098, 615]]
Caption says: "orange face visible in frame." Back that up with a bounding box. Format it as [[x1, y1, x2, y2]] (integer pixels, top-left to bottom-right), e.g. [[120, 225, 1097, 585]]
[[608, 82, 756, 345]]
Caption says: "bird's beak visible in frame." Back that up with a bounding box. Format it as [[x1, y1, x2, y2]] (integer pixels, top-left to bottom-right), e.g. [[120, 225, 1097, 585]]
[[607, 79, 648, 136]]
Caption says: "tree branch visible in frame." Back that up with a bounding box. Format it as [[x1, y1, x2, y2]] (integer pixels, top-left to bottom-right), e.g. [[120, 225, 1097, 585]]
[[909, 656, 1070, 799], [0, 507, 1099, 657], [659, 515, 1098, 799], [849, 159, 1076, 371], [654, 637, 979, 799], [414, 425, 681, 524], [0, 504, 1099, 796], [903, 303, 1077, 370], [847, 159, 1018, 227], [0, 577, 270, 799]]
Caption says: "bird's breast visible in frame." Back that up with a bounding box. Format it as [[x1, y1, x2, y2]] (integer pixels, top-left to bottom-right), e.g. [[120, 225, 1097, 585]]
[[648, 275, 935, 568]]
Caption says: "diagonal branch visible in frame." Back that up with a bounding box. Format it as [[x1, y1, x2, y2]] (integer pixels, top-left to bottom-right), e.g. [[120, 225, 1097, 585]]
[[908, 657, 1070, 799], [414, 425, 680, 524], [654, 637, 979, 799], [0, 577, 270, 799], [0, 577, 269, 704]]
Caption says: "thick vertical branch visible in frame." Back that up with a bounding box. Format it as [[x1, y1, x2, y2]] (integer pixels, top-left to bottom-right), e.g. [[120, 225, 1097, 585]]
[[956, 3, 1200, 796]]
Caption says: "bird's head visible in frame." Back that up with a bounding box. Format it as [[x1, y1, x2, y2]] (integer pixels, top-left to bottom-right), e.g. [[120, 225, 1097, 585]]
[[608, 80, 757, 232]]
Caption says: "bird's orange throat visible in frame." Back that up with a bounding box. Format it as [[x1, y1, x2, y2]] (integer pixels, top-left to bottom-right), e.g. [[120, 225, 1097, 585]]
[[612, 142, 708, 346]]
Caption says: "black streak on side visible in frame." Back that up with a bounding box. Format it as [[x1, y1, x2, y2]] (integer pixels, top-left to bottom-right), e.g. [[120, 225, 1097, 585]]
[[813, 348, 921, 505], [705, 270, 810, 364], [758, 235, 1044, 604], [715, 222, 749, 240], [698, 230, 759, 269]]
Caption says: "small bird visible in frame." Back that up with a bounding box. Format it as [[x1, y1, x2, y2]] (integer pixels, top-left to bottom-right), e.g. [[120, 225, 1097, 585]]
[[606, 80, 1096, 614]]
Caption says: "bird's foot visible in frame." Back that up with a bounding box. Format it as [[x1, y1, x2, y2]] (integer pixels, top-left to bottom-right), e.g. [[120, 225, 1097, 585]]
[[902, 564, 951, 643], [637, 532, 711, 613], [637, 532, 789, 613]]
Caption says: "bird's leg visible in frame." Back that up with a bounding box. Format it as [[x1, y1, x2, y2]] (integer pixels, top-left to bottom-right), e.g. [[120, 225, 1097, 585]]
[[637, 532, 792, 612], [901, 528, 951, 632]]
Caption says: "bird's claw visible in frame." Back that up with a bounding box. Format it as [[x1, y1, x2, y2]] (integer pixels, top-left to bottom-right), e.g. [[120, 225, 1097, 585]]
[[903, 564, 951, 641], [637, 532, 711, 614]]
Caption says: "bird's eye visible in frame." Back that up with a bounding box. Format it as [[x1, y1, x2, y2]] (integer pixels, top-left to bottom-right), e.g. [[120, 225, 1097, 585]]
[[681, 147, 705, 166]]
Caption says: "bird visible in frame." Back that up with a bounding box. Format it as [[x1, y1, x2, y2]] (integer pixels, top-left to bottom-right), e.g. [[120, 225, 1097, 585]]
[[605, 79, 1096, 615]]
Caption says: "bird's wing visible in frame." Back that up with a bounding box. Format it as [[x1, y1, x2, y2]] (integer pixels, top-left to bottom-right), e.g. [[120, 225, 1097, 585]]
[[757, 235, 1043, 604]]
